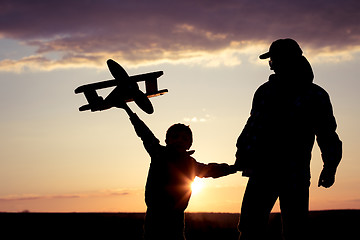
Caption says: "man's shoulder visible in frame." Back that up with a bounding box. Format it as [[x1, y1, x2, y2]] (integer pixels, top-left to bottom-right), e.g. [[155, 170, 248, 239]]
[[308, 83, 330, 97], [254, 80, 272, 94], [257, 74, 278, 90], [309, 82, 325, 91]]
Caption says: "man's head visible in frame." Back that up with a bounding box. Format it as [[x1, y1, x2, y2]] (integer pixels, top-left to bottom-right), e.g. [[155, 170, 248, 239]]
[[260, 38, 304, 74], [165, 123, 193, 151], [259, 38, 303, 60]]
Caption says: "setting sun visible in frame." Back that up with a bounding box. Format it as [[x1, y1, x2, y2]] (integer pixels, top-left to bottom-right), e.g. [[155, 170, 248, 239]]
[[191, 177, 205, 195]]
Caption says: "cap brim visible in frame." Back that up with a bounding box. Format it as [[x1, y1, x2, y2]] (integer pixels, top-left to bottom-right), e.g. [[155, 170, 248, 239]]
[[259, 52, 270, 59]]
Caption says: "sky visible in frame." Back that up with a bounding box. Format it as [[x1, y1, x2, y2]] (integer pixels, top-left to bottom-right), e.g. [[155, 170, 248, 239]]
[[0, 0, 360, 213]]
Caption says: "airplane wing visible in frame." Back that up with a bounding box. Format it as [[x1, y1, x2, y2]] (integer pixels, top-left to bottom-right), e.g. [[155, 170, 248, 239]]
[[129, 71, 163, 82], [123, 89, 168, 102], [129, 71, 165, 96], [74, 71, 163, 94], [74, 79, 118, 94], [145, 89, 168, 98]]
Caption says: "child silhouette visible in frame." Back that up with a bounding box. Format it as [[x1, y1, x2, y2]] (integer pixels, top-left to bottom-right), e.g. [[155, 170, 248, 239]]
[[121, 103, 236, 240]]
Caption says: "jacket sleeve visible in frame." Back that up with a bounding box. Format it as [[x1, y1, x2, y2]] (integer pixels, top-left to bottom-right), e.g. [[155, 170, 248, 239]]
[[129, 113, 161, 157], [234, 86, 264, 171], [314, 90, 342, 173], [195, 162, 237, 178]]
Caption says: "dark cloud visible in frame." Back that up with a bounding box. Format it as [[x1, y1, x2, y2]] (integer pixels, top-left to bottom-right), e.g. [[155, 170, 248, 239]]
[[0, 0, 359, 66]]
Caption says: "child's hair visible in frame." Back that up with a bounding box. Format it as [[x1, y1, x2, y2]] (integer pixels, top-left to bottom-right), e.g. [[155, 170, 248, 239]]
[[165, 123, 192, 142]]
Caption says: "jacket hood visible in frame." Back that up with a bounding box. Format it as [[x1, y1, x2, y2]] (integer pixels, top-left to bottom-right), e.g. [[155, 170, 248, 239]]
[[269, 56, 314, 86]]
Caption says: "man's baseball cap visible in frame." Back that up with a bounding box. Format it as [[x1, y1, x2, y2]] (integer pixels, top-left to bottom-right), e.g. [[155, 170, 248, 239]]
[[259, 38, 303, 59]]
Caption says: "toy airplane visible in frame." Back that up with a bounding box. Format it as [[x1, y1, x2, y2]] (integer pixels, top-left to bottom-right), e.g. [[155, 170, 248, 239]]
[[75, 59, 168, 114]]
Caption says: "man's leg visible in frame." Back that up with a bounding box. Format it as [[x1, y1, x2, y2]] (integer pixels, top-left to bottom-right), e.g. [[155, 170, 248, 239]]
[[279, 179, 310, 240], [238, 177, 279, 240]]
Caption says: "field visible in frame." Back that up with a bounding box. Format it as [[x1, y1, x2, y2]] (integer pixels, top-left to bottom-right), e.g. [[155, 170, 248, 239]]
[[1, 210, 359, 239]]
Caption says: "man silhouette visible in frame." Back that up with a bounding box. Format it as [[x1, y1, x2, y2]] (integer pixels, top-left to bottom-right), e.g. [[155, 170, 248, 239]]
[[234, 38, 342, 240]]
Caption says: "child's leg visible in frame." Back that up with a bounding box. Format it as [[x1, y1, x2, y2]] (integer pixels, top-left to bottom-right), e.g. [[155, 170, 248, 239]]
[[144, 209, 185, 240]]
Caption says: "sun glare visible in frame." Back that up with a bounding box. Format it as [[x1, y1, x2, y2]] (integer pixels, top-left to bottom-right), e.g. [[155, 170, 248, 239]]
[[191, 177, 204, 195]]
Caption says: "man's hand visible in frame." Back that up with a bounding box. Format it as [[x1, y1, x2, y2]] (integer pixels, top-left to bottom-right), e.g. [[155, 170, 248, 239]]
[[229, 164, 238, 174], [318, 168, 336, 188]]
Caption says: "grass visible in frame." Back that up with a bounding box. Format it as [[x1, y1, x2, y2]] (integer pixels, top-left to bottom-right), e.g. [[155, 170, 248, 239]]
[[1, 210, 359, 239]]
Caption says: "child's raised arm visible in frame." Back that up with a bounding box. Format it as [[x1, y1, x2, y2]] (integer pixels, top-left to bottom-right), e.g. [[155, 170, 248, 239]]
[[121, 103, 160, 156]]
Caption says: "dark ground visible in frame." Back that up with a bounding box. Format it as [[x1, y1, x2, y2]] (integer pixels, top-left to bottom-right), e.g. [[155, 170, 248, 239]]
[[1, 210, 359, 239]]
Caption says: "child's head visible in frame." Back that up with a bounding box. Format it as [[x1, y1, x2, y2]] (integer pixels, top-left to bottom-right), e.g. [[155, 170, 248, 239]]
[[165, 123, 193, 151]]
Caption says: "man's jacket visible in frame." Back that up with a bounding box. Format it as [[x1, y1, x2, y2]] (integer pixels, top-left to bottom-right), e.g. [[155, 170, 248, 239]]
[[235, 58, 342, 180]]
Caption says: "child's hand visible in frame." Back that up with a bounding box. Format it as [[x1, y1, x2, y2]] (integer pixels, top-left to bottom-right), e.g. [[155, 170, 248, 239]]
[[207, 163, 238, 178]]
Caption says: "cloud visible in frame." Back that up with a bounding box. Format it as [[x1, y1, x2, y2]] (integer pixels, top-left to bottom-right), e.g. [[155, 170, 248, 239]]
[[0, 0, 360, 70], [0, 189, 139, 201], [183, 109, 213, 123], [183, 117, 208, 123]]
